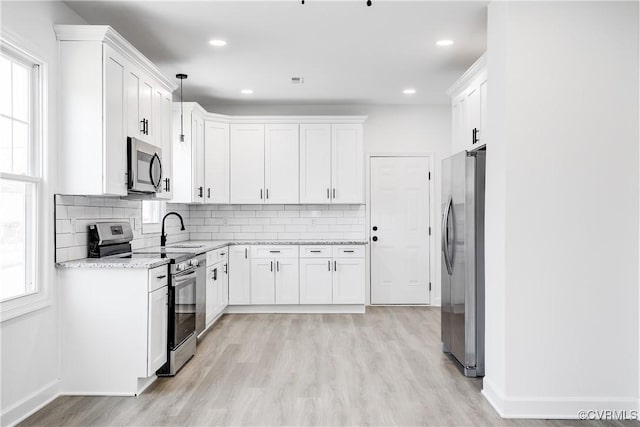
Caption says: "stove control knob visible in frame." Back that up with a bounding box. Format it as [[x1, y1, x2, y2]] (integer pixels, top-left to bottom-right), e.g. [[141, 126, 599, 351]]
[[190, 259, 199, 267], [176, 263, 186, 272]]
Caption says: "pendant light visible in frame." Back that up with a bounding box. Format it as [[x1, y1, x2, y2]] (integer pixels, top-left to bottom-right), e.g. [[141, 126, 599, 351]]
[[176, 73, 188, 142]]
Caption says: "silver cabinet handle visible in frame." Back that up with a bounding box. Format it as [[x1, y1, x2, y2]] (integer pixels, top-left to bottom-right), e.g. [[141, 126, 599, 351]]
[[156, 275, 166, 280], [207, 188, 211, 198], [245, 248, 248, 259], [260, 189, 263, 199], [270, 261, 273, 272], [326, 188, 330, 199], [328, 260, 331, 271], [266, 189, 269, 199], [311, 250, 321, 253], [334, 260, 337, 271], [269, 250, 280, 253], [276, 261, 279, 272], [333, 188, 336, 199]]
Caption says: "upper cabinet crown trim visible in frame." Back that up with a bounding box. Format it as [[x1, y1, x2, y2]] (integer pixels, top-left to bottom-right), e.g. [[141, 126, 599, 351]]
[[54, 25, 178, 92], [171, 103, 368, 124], [446, 52, 487, 98]]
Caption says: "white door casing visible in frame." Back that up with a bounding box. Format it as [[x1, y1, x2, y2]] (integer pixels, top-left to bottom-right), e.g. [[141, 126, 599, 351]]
[[370, 156, 431, 304]]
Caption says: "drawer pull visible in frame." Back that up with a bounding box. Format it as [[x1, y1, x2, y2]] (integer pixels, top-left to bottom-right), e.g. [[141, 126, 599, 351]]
[[343, 250, 354, 253], [269, 250, 281, 253], [310, 250, 322, 253], [220, 252, 225, 256], [156, 275, 167, 279]]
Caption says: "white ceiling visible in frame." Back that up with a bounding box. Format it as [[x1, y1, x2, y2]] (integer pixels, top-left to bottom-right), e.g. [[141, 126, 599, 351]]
[[64, 1, 487, 105]]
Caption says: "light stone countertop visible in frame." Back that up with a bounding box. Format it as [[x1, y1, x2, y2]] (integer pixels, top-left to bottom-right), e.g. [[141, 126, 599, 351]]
[[56, 239, 368, 269]]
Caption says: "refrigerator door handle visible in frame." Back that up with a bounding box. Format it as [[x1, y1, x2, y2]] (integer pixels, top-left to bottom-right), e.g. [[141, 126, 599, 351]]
[[442, 196, 454, 275]]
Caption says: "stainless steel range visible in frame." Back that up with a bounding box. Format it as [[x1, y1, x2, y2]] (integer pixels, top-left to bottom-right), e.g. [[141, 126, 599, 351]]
[[87, 221, 197, 376]]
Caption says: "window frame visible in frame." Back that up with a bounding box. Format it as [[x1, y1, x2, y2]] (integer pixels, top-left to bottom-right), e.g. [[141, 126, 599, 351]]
[[141, 200, 165, 234], [0, 33, 50, 321]]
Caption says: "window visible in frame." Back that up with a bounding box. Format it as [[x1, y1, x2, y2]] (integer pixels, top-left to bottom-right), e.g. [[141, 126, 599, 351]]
[[0, 42, 41, 304], [142, 200, 164, 234]]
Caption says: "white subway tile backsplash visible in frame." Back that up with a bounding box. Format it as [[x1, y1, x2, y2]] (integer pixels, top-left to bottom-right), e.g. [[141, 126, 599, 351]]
[[55, 197, 366, 262]]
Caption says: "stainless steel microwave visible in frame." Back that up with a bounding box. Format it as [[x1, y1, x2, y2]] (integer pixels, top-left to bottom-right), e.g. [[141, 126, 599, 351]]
[[127, 137, 162, 194]]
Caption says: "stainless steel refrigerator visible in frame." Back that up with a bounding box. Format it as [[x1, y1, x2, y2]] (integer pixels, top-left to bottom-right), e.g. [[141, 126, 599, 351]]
[[441, 149, 485, 377]]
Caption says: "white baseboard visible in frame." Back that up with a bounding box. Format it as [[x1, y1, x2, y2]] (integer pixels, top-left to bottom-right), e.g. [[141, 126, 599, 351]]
[[0, 379, 60, 427], [482, 378, 639, 419], [225, 304, 366, 314]]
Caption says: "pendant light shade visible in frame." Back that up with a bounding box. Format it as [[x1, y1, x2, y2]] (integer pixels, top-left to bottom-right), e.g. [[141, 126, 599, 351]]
[[176, 73, 188, 142]]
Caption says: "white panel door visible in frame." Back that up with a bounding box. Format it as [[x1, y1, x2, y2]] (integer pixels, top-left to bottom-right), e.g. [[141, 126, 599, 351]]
[[331, 124, 363, 203], [332, 258, 365, 304], [147, 286, 168, 376], [370, 157, 431, 304], [230, 124, 265, 203], [467, 85, 481, 151], [274, 258, 299, 304], [299, 258, 333, 304], [299, 124, 331, 204], [265, 124, 299, 204], [204, 121, 230, 203], [228, 245, 251, 305], [251, 259, 275, 304], [126, 69, 143, 140], [192, 113, 205, 203], [103, 47, 127, 196], [218, 259, 228, 312]]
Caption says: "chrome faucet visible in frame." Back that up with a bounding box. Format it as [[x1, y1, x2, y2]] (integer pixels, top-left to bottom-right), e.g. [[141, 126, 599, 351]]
[[160, 212, 186, 247]]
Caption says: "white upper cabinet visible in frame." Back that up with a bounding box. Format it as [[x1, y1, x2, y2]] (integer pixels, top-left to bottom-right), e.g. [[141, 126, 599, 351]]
[[331, 124, 363, 203], [448, 53, 487, 153], [172, 104, 206, 204], [265, 124, 299, 204], [230, 124, 265, 204], [56, 25, 176, 197], [204, 121, 230, 204], [299, 124, 332, 203], [154, 88, 173, 199], [300, 123, 364, 204]]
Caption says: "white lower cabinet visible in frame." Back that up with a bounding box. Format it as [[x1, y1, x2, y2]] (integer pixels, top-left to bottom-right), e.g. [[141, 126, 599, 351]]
[[332, 258, 365, 304], [205, 264, 219, 326], [229, 245, 251, 305], [275, 258, 299, 304], [299, 258, 333, 304], [147, 286, 169, 376], [251, 259, 275, 304]]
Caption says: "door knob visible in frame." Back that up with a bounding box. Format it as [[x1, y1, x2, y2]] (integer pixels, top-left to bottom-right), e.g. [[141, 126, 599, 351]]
[[372, 236, 378, 242], [372, 226, 378, 231]]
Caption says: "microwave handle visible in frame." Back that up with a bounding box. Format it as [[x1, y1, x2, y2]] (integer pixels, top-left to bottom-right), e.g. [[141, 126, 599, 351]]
[[149, 153, 163, 191]]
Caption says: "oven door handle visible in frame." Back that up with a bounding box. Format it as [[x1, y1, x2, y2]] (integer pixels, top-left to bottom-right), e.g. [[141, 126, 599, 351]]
[[173, 270, 196, 286]]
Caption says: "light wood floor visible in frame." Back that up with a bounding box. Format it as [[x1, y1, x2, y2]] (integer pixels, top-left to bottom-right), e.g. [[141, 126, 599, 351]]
[[20, 307, 637, 426]]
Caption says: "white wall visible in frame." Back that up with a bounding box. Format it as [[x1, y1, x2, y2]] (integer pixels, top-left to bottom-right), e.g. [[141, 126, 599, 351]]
[[483, 1, 639, 418], [0, 2, 87, 425], [207, 104, 451, 305]]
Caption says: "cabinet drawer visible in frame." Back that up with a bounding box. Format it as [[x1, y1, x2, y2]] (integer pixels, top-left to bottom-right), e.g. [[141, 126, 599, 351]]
[[300, 245, 332, 258], [332, 246, 364, 258], [148, 265, 169, 292], [251, 245, 298, 259], [206, 247, 228, 266]]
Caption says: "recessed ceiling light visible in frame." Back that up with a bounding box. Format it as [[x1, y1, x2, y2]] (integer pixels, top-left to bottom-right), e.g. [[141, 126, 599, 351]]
[[209, 39, 227, 47], [241, 89, 253, 95], [403, 89, 416, 95], [436, 39, 454, 46]]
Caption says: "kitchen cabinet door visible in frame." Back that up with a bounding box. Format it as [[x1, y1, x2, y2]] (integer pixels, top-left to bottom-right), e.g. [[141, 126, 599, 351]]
[[275, 258, 299, 304], [192, 113, 205, 203], [204, 121, 230, 203], [230, 124, 265, 204], [228, 245, 251, 305], [126, 69, 143, 141], [331, 124, 363, 203], [332, 258, 365, 304], [251, 259, 275, 304], [299, 258, 333, 304], [206, 265, 219, 326], [103, 46, 127, 196], [265, 124, 299, 204], [219, 259, 229, 312], [139, 75, 154, 144], [299, 124, 331, 204], [155, 88, 173, 199], [147, 286, 168, 376]]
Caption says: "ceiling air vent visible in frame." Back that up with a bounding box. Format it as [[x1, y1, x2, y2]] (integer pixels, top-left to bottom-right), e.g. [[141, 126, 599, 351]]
[[291, 77, 304, 85]]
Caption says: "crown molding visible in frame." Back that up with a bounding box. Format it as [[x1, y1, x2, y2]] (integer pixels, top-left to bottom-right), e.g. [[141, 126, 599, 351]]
[[54, 25, 178, 92], [446, 52, 487, 98]]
